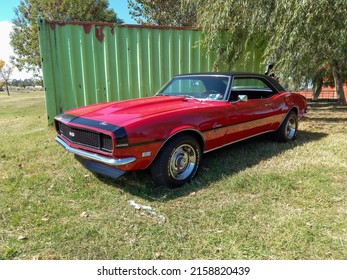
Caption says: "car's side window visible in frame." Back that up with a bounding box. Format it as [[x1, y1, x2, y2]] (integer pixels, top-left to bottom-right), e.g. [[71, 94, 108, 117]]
[[230, 77, 275, 100]]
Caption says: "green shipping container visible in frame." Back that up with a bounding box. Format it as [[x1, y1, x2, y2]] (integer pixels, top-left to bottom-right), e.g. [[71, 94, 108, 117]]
[[38, 19, 262, 124]]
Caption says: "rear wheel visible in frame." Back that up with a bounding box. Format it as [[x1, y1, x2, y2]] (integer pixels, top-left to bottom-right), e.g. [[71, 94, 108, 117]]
[[151, 135, 201, 188], [274, 111, 298, 142]]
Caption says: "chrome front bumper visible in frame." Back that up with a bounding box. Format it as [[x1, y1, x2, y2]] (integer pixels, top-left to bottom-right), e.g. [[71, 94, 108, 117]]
[[55, 137, 136, 167]]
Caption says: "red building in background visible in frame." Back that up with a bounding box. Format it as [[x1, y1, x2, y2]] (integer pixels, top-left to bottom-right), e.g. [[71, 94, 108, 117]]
[[297, 85, 347, 102]]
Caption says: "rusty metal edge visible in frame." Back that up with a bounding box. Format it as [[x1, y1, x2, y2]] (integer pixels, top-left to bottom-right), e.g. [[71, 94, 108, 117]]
[[43, 19, 198, 31]]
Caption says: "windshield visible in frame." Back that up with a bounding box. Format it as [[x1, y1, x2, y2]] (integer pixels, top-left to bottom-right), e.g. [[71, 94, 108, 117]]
[[158, 75, 230, 100]]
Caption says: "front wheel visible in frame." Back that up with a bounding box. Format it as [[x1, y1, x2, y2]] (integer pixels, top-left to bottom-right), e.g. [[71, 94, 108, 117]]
[[151, 135, 201, 188], [274, 111, 298, 142]]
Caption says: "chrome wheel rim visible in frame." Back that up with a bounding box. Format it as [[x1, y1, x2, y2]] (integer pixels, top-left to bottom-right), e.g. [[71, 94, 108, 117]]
[[169, 144, 196, 180], [286, 116, 297, 139]]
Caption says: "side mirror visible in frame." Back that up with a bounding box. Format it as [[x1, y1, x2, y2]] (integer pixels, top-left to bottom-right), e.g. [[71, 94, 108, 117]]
[[238, 95, 248, 102]]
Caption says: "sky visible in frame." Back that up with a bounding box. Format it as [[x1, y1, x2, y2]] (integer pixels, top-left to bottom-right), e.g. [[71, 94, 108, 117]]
[[0, 0, 136, 79]]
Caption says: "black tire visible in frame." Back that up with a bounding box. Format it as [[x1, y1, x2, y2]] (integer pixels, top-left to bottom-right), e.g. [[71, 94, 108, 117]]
[[274, 111, 298, 142], [151, 135, 201, 188]]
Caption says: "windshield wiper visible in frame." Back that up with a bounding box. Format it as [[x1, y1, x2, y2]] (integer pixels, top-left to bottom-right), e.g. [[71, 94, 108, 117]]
[[156, 93, 197, 99], [180, 95, 196, 99]]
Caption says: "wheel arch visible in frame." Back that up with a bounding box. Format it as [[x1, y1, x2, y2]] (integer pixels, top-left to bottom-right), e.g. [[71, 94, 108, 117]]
[[278, 106, 299, 128], [149, 129, 205, 167], [165, 129, 205, 152], [290, 106, 299, 116]]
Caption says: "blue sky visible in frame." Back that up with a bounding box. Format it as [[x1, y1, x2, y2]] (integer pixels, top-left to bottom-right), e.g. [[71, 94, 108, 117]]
[[0, 0, 136, 23]]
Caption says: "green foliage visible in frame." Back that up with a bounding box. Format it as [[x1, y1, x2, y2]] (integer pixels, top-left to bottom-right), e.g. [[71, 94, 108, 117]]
[[10, 0, 123, 75], [128, 0, 197, 26], [188, 0, 347, 103]]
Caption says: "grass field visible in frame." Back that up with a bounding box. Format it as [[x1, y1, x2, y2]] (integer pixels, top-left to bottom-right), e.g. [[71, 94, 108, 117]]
[[0, 91, 346, 260]]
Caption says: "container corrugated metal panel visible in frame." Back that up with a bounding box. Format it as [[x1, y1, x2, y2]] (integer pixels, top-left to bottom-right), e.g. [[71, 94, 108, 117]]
[[38, 19, 262, 124]]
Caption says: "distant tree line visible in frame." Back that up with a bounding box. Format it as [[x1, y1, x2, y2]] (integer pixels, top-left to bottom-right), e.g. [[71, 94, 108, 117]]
[[11, 78, 43, 88]]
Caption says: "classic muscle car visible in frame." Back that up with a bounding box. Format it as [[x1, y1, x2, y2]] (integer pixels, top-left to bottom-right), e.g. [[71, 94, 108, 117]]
[[55, 72, 307, 188]]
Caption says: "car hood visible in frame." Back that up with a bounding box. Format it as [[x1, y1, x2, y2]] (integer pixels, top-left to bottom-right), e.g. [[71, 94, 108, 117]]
[[60, 96, 214, 126]]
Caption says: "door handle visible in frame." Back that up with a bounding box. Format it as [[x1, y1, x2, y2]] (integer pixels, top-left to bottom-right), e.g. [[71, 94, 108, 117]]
[[265, 103, 274, 107]]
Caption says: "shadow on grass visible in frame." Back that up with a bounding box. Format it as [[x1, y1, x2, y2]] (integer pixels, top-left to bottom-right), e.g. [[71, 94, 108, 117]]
[[308, 102, 347, 111], [96, 130, 328, 201], [303, 116, 347, 123], [308, 102, 338, 108]]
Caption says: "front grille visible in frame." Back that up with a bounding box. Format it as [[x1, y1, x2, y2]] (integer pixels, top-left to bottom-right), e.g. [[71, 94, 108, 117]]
[[56, 121, 113, 152]]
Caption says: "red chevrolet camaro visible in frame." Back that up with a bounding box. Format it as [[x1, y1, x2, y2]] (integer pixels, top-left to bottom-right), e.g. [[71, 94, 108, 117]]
[[55, 72, 307, 188]]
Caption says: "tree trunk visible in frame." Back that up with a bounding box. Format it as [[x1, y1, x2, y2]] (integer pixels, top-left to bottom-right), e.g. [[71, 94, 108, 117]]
[[312, 76, 323, 101], [5, 82, 10, 96], [331, 60, 346, 104]]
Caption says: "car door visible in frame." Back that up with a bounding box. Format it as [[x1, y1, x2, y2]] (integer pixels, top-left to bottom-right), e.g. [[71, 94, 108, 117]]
[[225, 76, 278, 143]]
